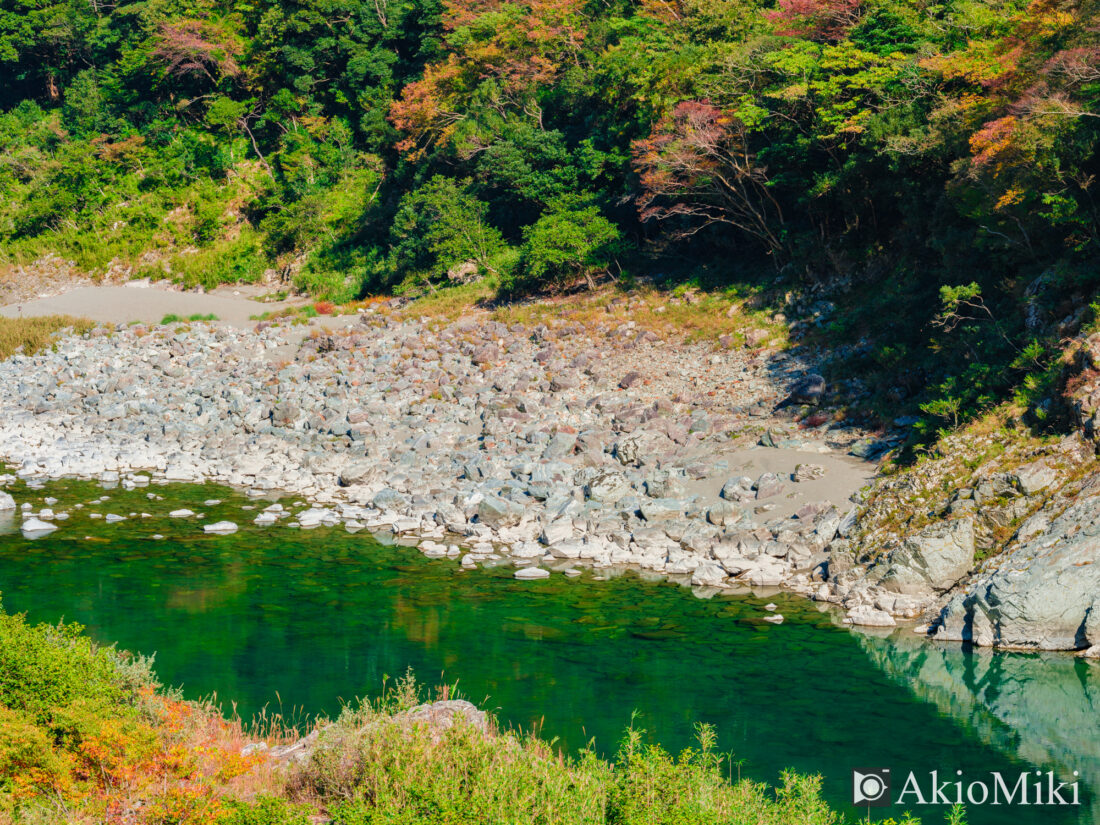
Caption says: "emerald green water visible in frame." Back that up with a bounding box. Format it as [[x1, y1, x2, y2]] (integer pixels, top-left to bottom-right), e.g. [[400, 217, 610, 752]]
[[0, 478, 1096, 824]]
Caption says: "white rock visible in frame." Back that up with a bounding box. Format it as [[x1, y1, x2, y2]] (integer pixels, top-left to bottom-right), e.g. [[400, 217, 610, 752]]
[[691, 560, 728, 587], [845, 605, 896, 627], [21, 517, 58, 537], [762, 614, 784, 624], [169, 509, 195, 518], [514, 567, 551, 580], [204, 520, 238, 535], [105, 514, 126, 523]]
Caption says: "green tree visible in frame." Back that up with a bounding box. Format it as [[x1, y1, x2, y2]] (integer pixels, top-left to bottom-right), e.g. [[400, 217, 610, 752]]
[[516, 198, 621, 291], [387, 175, 506, 284]]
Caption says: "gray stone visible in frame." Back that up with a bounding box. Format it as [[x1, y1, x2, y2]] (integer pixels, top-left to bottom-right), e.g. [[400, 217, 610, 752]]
[[880, 518, 974, 595], [471, 344, 499, 364], [788, 374, 826, 405], [542, 432, 577, 460], [792, 463, 825, 482], [0, 492, 14, 510], [754, 472, 785, 499], [540, 517, 575, 545], [1011, 459, 1058, 496], [640, 499, 685, 522], [935, 482, 1100, 650], [706, 500, 743, 527], [584, 470, 632, 504], [477, 495, 526, 527], [402, 699, 489, 736]]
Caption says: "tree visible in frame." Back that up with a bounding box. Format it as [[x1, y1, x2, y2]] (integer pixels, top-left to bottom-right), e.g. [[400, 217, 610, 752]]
[[633, 100, 787, 257], [516, 198, 620, 290], [387, 176, 505, 282]]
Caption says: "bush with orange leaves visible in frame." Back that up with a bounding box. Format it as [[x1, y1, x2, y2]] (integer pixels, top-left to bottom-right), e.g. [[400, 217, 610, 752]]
[[0, 605, 283, 825]]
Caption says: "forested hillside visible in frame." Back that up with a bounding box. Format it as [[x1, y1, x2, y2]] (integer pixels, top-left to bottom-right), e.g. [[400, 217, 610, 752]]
[[1, 0, 1098, 430]]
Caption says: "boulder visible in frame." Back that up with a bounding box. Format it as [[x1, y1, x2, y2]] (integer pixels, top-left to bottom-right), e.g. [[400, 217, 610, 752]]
[[793, 463, 826, 482], [934, 481, 1100, 650], [471, 343, 499, 365], [691, 560, 728, 587], [706, 500, 743, 527], [204, 521, 238, 534], [787, 374, 826, 405], [639, 499, 685, 522], [879, 518, 974, 596], [401, 699, 489, 737], [584, 471, 631, 504], [1011, 459, 1057, 496], [339, 460, 379, 486], [477, 495, 525, 527], [0, 492, 14, 511], [754, 472, 785, 499], [846, 605, 897, 627], [540, 517, 575, 545]]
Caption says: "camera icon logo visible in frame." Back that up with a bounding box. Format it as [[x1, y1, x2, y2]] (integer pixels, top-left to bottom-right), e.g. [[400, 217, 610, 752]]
[[852, 768, 891, 806]]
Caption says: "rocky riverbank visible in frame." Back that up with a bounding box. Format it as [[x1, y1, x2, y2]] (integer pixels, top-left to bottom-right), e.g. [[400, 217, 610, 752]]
[[828, 333, 1100, 654], [0, 305, 889, 598], [4, 300, 1100, 655]]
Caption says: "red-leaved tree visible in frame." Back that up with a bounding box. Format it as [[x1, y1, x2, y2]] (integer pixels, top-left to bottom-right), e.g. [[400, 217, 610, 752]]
[[633, 101, 787, 256], [765, 0, 862, 42], [151, 20, 243, 85]]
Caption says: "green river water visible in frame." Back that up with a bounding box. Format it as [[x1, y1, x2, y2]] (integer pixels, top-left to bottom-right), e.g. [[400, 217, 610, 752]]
[[0, 477, 1097, 825]]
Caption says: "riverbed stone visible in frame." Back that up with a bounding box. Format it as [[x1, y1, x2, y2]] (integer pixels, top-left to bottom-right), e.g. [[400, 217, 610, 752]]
[[846, 605, 896, 627], [514, 567, 550, 580]]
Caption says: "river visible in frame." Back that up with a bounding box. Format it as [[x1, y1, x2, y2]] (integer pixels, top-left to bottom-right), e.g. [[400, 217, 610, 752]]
[[0, 477, 1095, 824]]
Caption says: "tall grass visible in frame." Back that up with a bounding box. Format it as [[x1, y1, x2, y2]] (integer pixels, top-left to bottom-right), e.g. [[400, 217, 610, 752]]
[[0, 314, 93, 359]]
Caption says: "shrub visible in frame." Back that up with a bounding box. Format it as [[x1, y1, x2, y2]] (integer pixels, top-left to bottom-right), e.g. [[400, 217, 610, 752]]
[[0, 608, 137, 725], [515, 199, 621, 291], [387, 176, 507, 285], [217, 795, 312, 825], [0, 706, 71, 797]]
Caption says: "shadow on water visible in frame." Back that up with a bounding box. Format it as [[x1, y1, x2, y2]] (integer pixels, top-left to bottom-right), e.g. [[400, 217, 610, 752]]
[[0, 476, 1095, 824]]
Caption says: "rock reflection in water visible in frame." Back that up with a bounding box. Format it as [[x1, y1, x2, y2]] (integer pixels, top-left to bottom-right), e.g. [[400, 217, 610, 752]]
[[859, 631, 1100, 823]]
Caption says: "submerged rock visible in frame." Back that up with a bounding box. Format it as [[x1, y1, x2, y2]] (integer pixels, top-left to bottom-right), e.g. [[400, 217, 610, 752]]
[[20, 517, 57, 537]]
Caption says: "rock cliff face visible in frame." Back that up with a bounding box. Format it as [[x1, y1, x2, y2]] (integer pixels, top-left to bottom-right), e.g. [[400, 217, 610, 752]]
[[933, 474, 1100, 650], [828, 331, 1100, 651]]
